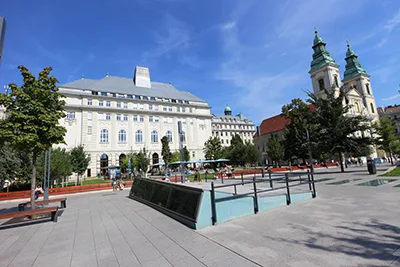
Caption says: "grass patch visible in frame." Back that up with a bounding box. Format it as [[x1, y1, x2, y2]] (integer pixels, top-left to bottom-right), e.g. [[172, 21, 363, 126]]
[[379, 166, 400, 177], [65, 178, 110, 186]]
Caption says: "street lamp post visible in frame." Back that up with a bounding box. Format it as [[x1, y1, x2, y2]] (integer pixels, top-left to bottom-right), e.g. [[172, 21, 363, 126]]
[[257, 126, 265, 178], [178, 121, 185, 183], [44, 148, 51, 200]]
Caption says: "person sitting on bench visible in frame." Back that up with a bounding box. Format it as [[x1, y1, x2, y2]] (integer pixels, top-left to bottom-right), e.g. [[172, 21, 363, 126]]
[[34, 185, 44, 200]]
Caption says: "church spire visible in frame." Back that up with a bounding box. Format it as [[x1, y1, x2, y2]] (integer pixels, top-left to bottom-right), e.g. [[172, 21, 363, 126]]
[[343, 41, 368, 81], [310, 28, 338, 72]]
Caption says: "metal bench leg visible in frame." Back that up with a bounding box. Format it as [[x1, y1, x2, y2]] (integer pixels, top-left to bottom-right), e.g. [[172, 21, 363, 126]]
[[51, 211, 58, 223], [61, 200, 66, 208], [18, 204, 24, 211]]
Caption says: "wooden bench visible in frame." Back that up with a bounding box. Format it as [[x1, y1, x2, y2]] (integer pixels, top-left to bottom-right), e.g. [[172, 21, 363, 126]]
[[18, 198, 67, 211], [0, 206, 60, 223]]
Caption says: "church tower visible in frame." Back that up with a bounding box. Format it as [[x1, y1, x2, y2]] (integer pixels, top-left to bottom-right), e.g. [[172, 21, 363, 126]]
[[309, 30, 341, 97], [342, 42, 378, 120]]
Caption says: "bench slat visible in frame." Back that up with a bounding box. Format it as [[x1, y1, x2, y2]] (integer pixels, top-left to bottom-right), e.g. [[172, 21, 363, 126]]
[[0, 207, 58, 220]]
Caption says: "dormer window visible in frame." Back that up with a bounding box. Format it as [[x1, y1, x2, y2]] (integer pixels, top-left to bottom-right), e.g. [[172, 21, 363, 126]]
[[318, 79, 325, 91]]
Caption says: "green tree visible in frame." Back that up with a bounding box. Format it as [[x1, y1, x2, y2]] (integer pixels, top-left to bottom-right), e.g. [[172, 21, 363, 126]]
[[307, 89, 372, 172], [0, 66, 66, 208], [0, 142, 26, 187], [120, 153, 136, 172], [183, 146, 190, 162], [230, 134, 243, 147], [267, 137, 285, 167], [161, 136, 172, 167], [135, 150, 150, 176], [37, 148, 73, 186], [70, 145, 90, 183], [203, 137, 223, 160], [242, 141, 260, 166], [372, 116, 400, 164], [282, 98, 318, 163], [171, 151, 181, 163]]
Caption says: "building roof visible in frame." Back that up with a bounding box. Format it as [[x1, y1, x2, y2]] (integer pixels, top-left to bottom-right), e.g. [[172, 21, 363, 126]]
[[385, 105, 400, 114], [256, 114, 290, 136], [310, 30, 338, 72], [343, 43, 368, 81], [212, 113, 252, 122], [60, 76, 207, 103]]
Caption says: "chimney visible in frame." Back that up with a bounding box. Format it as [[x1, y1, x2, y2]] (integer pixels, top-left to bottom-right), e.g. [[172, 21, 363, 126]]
[[134, 66, 151, 88], [81, 75, 84, 79]]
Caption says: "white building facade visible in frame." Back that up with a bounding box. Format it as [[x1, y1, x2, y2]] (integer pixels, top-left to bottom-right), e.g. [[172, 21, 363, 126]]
[[211, 105, 255, 146], [58, 66, 212, 177]]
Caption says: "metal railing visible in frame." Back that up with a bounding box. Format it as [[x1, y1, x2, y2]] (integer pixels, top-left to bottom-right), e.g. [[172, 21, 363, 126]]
[[210, 170, 316, 225]]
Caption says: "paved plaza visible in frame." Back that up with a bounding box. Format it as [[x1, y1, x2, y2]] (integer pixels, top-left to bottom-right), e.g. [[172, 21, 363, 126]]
[[0, 165, 399, 267]]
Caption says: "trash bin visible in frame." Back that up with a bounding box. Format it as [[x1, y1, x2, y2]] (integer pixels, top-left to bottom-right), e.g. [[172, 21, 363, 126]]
[[367, 158, 376, 174]]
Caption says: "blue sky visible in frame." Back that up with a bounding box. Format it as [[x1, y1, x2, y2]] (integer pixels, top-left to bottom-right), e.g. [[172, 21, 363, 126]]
[[1, 0, 400, 124]]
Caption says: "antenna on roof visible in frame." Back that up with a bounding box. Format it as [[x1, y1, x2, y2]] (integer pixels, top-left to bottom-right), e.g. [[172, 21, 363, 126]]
[[81, 75, 84, 79], [169, 82, 172, 85], [106, 72, 109, 77]]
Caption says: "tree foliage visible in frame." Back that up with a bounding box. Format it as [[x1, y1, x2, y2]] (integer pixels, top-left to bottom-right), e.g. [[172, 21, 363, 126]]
[[37, 147, 73, 186], [136, 150, 150, 175], [183, 146, 190, 162], [267, 136, 285, 167], [203, 136, 223, 160], [372, 116, 400, 163], [307, 89, 372, 172], [161, 136, 172, 166], [0, 66, 66, 208], [171, 151, 181, 163], [0, 142, 32, 187], [70, 145, 90, 183]]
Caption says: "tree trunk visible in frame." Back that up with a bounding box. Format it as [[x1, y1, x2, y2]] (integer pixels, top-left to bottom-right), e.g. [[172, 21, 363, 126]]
[[77, 173, 80, 185], [338, 152, 344, 173], [30, 152, 37, 210]]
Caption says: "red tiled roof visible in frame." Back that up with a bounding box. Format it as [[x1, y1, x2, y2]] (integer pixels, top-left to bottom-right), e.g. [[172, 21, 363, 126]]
[[255, 104, 315, 137], [256, 114, 290, 136], [385, 105, 400, 113]]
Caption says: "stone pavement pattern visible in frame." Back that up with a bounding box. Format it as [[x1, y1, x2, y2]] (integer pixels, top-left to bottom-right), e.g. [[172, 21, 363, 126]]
[[0, 192, 259, 267], [0, 165, 399, 267]]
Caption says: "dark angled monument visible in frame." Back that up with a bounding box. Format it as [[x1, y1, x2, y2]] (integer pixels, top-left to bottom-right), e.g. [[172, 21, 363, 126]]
[[0, 16, 6, 67]]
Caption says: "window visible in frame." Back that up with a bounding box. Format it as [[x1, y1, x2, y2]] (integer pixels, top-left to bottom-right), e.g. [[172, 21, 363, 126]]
[[123, 114, 128, 121], [184, 101, 189, 104], [128, 95, 133, 99], [139, 115, 144, 122], [168, 106, 172, 112], [135, 95, 141, 100], [133, 115, 138, 122], [87, 126, 92, 135], [166, 131, 172, 142], [155, 116, 159, 122], [99, 100, 104, 107], [100, 129, 109, 143], [221, 132, 223, 136], [192, 151, 195, 158], [116, 114, 121, 121], [318, 78, 325, 91], [182, 107, 186, 113], [178, 100, 183, 104], [334, 75, 339, 88], [149, 104, 153, 110], [87, 112, 92, 120], [154, 105, 159, 111], [106, 100, 111, 107], [87, 99, 92, 105], [92, 91, 98, 95], [180, 131, 186, 143], [106, 113, 111, 121], [135, 130, 143, 143], [118, 130, 127, 143], [66, 112, 75, 119], [163, 106, 167, 111], [150, 97, 156, 101], [149, 116, 154, 122], [98, 113, 104, 120], [151, 130, 158, 143], [139, 104, 144, 110], [190, 108, 193, 113], [117, 102, 121, 108], [132, 103, 138, 109], [172, 99, 177, 103], [366, 84, 371, 95], [123, 102, 128, 108], [101, 92, 107, 96], [355, 102, 360, 113], [370, 103, 375, 113], [143, 96, 149, 101], [177, 107, 181, 112]]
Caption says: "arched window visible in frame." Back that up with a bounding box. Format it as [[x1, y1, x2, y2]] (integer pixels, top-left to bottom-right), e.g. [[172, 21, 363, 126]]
[[100, 129, 109, 143], [318, 78, 325, 91], [166, 131, 173, 142], [334, 75, 339, 88], [370, 103, 375, 114], [151, 130, 158, 143], [135, 130, 143, 143], [118, 130, 126, 143]]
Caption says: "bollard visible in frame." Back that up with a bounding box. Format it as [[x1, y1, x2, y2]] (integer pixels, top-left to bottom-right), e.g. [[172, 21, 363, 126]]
[[241, 173, 244, 185], [221, 173, 224, 184], [310, 172, 316, 198], [285, 173, 291, 205], [253, 175, 259, 214], [175, 174, 177, 183], [234, 184, 237, 195], [307, 170, 311, 191], [211, 182, 217, 225], [268, 172, 273, 188]]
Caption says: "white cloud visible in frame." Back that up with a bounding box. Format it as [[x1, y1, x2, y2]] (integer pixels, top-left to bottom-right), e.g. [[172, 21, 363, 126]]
[[384, 9, 400, 32], [221, 21, 236, 30], [382, 94, 400, 101]]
